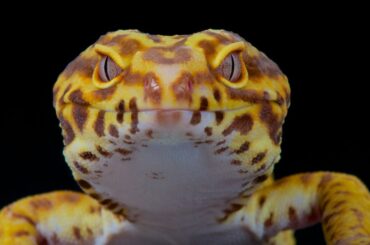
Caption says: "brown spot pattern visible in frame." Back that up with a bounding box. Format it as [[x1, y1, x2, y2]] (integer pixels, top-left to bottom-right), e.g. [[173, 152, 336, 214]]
[[144, 73, 161, 104], [227, 88, 267, 103], [260, 102, 282, 145], [69, 90, 89, 105], [172, 72, 193, 103], [94, 111, 106, 137], [198, 40, 216, 56], [215, 111, 224, 125], [73, 161, 89, 174], [231, 159, 241, 165], [288, 206, 299, 225], [199, 97, 208, 111], [116, 100, 125, 124], [213, 88, 221, 103], [218, 203, 243, 222], [129, 98, 139, 134], [215, 146, 228, 154], [30, 199, 52, 209], [96, 145, 112, 157], [234, 141, 250, 154], [259, 195, 266, 208], [264, 212, 274, 228], [204, 127, 212, 136], [244, 53, 283, 80], [222, 114, 253, 136], [72, 105, 88, 131], [252, 152, 266, 165], [146, 129, 153, 139], [143, 44, 191, 64], [73, 226, 82, 240], [94, 86, 117, 101], [58, 114, 75, 145], [79, 151, 99, 161], [115, 148, 132, 156], [253, 174, 268, 184], [77, 179, 92, 189], [63, 56, 98, 79], [109, 124, 119, 138], [190, 111, 201, 125]]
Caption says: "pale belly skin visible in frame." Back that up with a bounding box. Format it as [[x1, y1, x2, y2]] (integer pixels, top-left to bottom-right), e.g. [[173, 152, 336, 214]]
[[1, 30, 369, 245]]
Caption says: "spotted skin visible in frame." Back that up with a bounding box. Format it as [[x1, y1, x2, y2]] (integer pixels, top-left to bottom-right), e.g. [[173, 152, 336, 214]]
[[1, 30, 369, 244]]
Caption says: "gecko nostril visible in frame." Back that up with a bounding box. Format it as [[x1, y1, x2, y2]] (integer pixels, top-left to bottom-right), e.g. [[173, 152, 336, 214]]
[[186, 78, 193, 93], [172, 73, 194, 103], [144, 73, 161, 104]]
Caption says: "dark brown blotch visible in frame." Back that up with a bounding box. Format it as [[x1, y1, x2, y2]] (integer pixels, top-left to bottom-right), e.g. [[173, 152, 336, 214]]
[[63, 56, 98, 79], [234, 141, 250, 154], [259, 102, 282, 145], [213, 88, 221, 103], [73, 226, 82, 240], [116, 100, 125, 124], [190, 111, 201, 125], [214, 146, 228, 154], [69, 89, 89, 105], [288, 206, 299, 225], [77, 179, 92, 189], [58, 113, 75, 145], [198, 40, 216, 56], [94, 111, 106, 137], [215, 111, 224, 125], [259, 195, 266, 208], [204, 127, 212, 136], [253, 174, 269, 184], [30, 199, 52, 210], [244, 53, 283, 80], [231, 159, 241, 165], [143, 45, 191, 64], [146, 129, 153, 139], [264, 212, 274, 228], [72, 105, 88, 132], [252, 152, 266, 165], [115, 148, 132, 156], [58, 84, 72, 107], [218, 203, 243, 222], [109, 124, 119, 138], [79, 151, 99, 161], [199, 96, 208, 111], [129, 98, 139, 134], [94, 86, 117, 101], [144, 73, 161, 104], [222, 114, 253, 136], [73, 161, 89, 174], [172, 72, 193, 103], [100, 199, 113, 205], [96, 145, 112, 158]]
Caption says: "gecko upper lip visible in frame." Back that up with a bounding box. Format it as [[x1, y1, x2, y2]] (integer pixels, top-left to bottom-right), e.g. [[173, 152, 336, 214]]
[[65, 99, 284, 113]]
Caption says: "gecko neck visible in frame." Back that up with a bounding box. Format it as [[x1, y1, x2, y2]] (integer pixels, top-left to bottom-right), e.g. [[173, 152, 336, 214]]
[[95, 138, 247, 231]]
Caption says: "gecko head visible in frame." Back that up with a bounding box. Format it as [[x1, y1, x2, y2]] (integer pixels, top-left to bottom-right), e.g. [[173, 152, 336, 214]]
[[52, 30, 290, 214]]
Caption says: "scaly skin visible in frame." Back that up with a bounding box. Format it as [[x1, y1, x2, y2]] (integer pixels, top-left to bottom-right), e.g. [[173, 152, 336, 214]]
[[0, 30, 369, 244]]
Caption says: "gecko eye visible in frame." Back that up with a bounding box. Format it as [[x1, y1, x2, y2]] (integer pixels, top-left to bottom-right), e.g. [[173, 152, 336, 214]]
[[98, 56, 122, 82], [217, 52, 242, 82]]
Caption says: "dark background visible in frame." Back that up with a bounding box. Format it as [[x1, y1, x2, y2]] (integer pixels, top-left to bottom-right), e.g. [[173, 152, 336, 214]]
[[1, 5, 369, 244]]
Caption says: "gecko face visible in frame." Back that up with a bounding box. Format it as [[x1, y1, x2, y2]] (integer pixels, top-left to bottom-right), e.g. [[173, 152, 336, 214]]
[[53, 30, 290, 218]]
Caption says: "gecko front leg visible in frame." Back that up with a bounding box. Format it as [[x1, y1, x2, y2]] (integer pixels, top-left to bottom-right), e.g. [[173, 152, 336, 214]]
[[0, 191, 129, 245], [229, 172, 370, 244]]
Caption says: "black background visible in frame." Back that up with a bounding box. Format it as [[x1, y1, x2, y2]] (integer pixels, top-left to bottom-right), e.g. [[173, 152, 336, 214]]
[[1, 5, 369, 244]]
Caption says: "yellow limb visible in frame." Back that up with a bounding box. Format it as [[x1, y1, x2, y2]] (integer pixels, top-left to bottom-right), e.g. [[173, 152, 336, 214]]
[[0, 191, 122, 245], [238, 172, 370, 244]]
